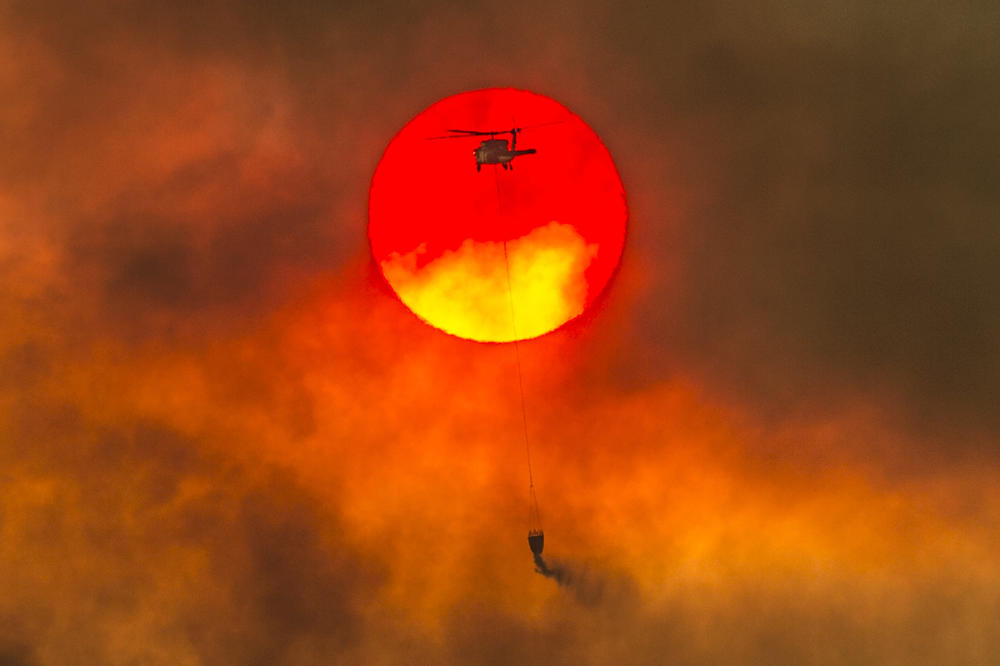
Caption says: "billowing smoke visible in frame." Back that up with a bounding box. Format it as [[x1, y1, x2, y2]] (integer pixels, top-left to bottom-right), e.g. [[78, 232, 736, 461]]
[[533, 552, 638, 608], [532, 552, 566, 584], [2, 0, 999, 663]]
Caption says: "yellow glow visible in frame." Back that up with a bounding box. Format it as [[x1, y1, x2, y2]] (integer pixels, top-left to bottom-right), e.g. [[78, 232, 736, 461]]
[[380, 222, 597, 342]]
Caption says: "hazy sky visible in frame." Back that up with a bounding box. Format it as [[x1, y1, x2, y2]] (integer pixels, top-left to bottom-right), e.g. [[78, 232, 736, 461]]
[[1, 1, 998, 664]]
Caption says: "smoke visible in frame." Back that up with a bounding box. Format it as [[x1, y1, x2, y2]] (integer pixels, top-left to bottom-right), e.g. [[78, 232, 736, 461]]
[[533, 551, 639, 609], [532, 552, 563, 583], [1, 0, 999, 663], [532, 553, 588, 597], [381, 222, 597, 341]]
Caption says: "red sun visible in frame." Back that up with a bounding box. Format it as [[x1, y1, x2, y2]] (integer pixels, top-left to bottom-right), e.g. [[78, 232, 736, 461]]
[[369, 88, 627, 342]]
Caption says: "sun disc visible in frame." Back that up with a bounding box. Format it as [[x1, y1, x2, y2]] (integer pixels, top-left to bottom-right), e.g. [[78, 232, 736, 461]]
[[368, 88, 627, 343]]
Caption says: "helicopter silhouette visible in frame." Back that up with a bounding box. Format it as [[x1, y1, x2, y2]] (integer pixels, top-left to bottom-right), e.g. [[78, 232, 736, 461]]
[[428, 121, 562, 171]]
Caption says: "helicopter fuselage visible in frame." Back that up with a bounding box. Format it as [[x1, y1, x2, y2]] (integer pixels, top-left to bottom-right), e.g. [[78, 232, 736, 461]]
[[474, 138, 536, 171], [428, 125, 550, 171]]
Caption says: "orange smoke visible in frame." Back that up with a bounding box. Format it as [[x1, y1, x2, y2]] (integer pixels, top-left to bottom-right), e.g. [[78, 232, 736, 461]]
[[379, 221, 598, 342]]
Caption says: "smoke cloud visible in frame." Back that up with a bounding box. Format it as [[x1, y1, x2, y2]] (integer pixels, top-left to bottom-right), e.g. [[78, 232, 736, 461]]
[[1, 0, 998, 663], [381, 222, 597, 341], [531, 553, 632, 609]]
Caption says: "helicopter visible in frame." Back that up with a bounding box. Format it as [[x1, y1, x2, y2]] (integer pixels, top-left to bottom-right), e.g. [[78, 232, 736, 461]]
[[428, 122, 561, 171]]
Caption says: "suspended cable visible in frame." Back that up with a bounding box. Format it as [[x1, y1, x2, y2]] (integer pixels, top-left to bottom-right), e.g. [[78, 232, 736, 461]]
[[493, 167, 543, 536]]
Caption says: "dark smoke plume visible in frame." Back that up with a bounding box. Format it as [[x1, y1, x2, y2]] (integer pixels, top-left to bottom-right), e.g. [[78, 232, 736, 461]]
[[533, 552, 570, 585], [533, 553, 636, 608]]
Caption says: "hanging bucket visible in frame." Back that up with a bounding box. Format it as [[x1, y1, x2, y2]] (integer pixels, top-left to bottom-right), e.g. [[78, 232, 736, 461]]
[[528, 529, 544, 556]]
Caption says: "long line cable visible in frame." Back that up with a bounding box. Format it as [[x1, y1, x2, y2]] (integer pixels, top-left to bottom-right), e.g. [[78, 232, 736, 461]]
[[493, 167, 541, 530]]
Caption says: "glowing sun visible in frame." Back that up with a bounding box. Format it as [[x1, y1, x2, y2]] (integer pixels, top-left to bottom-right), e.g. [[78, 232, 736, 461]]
[[369, 88, 627, 342]]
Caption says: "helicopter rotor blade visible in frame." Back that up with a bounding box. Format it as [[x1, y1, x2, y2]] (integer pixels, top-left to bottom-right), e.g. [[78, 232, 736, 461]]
[[426, 128, 502, 140], [511, 120, 566, 132], [426, 122, 562, 141], [445, 128, 496, 135]]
